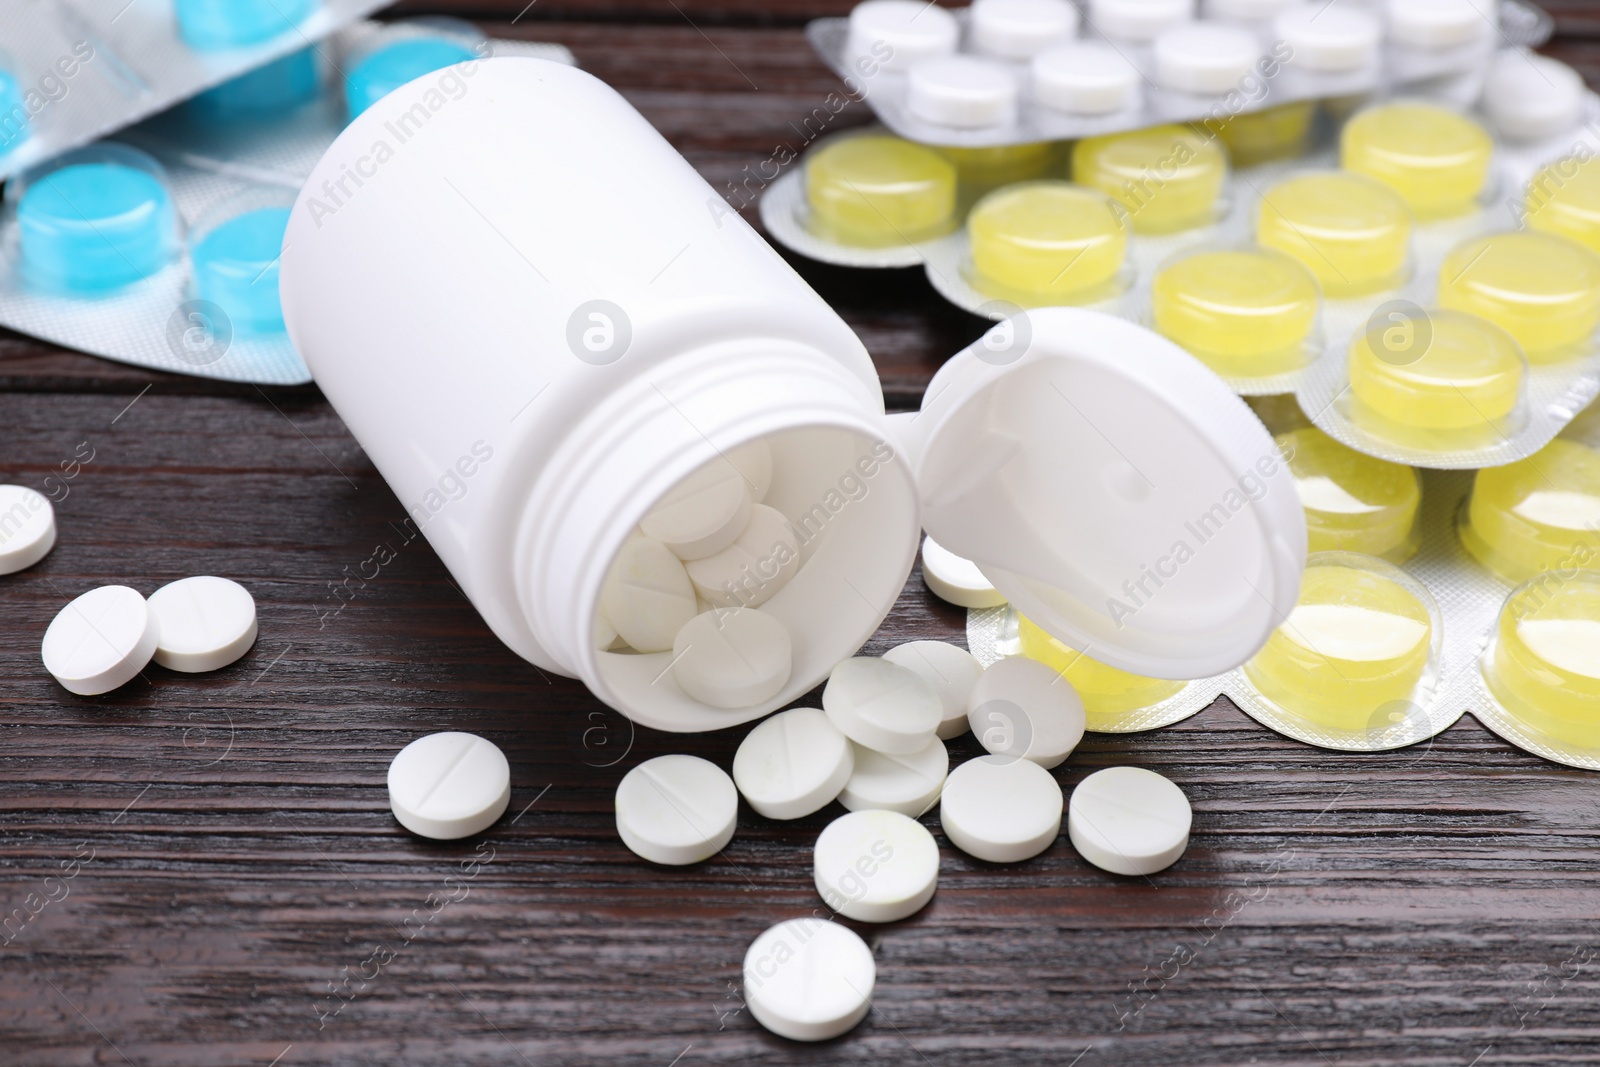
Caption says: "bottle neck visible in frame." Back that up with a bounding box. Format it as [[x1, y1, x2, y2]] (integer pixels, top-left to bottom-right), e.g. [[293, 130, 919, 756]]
[[516, 339, 920, 732]]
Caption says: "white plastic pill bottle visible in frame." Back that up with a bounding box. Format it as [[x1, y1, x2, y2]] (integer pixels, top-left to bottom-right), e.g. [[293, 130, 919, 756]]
[[281, 58, 1306, 732]]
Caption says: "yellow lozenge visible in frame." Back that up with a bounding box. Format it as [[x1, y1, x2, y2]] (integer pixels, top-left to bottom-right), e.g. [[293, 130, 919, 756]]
[[967, 181, 1128, 301], [1348, 308, 1525, 439], [1340, 102, 1493, 219], [1206, 101, 1316, 167], [1016, 614, 1185, 728], [1459, 438, 1600, 583], [1487, 571, 1600, 751], [1244, 556, 1436, 733], [1438, 231, 1600, 360], [1527, 155, 1600, 255], [804, 134, 957, 248], [1277, 427, 1422, 562], [1072, 125, 1227, 234], [1256, 172, 1413, 296], [939, 141, 1059, 210], [1150, 248, 1320, 377]]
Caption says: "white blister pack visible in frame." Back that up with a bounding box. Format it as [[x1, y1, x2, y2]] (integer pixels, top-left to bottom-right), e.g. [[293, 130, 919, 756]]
[[806, 0, 1552, 150], [0, 0, 392, 183], [0, 21, 575, 385]]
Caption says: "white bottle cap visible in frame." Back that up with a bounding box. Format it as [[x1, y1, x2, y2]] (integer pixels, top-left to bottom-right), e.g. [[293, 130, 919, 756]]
[[1031, 42, 1142, 115], [1273, 4, 1382, 72], [1153, 24, 1262, 95], [1088, 0, 1196, 42], [1204, 0, 1293, 20], [1387, 0, 1492, 50], [901, 308, 1306, 681], [907, 55, 1019, 129], [970, 0, 1080, 60], [1482, 51, 1586, 142], [847, 0, 960, 74]]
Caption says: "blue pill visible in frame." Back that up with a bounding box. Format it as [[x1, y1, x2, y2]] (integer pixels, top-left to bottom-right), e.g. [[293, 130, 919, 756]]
[[0, 67, 26, 155], [189, 48, 320, 121], [174, 0, 318, 51], [19, 163, 178, 293], [192, 207, 292, 334], [345, 37, 479, 119]]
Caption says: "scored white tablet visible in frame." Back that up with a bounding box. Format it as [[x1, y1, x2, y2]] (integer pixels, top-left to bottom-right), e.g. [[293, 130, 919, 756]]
[[387, 731, 511, 841], [744, 917, 875, 1041], [615, 754, 738, 865], [147, 575, 258, 673], [40, 585, 159, 696]]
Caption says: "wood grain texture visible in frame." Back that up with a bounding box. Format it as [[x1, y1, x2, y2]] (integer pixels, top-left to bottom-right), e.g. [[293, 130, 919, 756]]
[[5, 6, 1600, 1066]]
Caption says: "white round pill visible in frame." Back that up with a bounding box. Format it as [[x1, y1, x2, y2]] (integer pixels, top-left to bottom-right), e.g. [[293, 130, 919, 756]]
[[1153, 24, 1261, 94], [615, 754, 737, 865], [671, 607, 792, 709], [967, 656, 1086, 769], [640, 457, 753, 561], [146, 576, 258, 673], [814, 809, 940, 923], [387, 731, 511, 840], [1387, 0, 1490, 50], [1273, 4, 1381, 72], [744, 917, 875, 1041], [727, 438, 774, 503], [970, 0, 1080, 60], [1068, 766, 1191, 875], [839, 737, 949, 816], [882, 640, 983, 740], [0, 485, 56, 575], [823, 656, 943, 754], [1482, 51, 1585, 142], [940, 755, 1062, 863], [41, 585, 158, 696], [1088, 0, 1195, 41], [920, 536, 1005, 609], [600, 536, 698, 653], [1205, 0, 1292, 19], [733, 707, 854, 820], [1031, 42, 1141, 115], [907, 56, 1019, 129], [848, 0, 959, 73], [684, 504, 801, 608]]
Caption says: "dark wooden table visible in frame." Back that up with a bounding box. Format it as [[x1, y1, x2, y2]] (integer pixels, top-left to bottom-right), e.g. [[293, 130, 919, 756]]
[[5, 4, 1600, 1064]]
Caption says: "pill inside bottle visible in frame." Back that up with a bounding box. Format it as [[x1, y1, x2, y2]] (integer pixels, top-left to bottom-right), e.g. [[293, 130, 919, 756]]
[[1347, 308, 1525, 445], [1526, 156, 1600, 256], [1244, 555, 1437, 734], [1016, 614, 1184, 727], [1340, 102, 1493, 218], [1438, 231, 1600, 360], [805, 134, 957, 248], [1072, 125, 1227, 234], [1277, 427, 1422, 562], [1486, 571, 1600, 752], [1150, 247, 1319, 378], [1256, 172, 1412, 296], [1459, 438, 1600, 584], [966, 181, 1128, 302], [17, 152, 179, 293]]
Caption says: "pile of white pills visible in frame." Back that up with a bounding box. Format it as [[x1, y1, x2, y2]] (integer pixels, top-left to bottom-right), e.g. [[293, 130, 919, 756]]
[[597, 439, 805, 711], [40, 575, 258, 695], [600, 630, 1194, 1041]]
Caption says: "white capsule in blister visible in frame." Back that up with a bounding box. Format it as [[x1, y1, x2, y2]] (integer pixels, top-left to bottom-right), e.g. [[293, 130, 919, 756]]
[[1273, 4, 1382, 72], [907, 56, 1019, 129], [847, 0, 960, 73], [1153, 24, 1262, 95], [1089, 0, 1196, 42], [970, 0, 1079, 59], [1031, 42, 1141, 116]]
